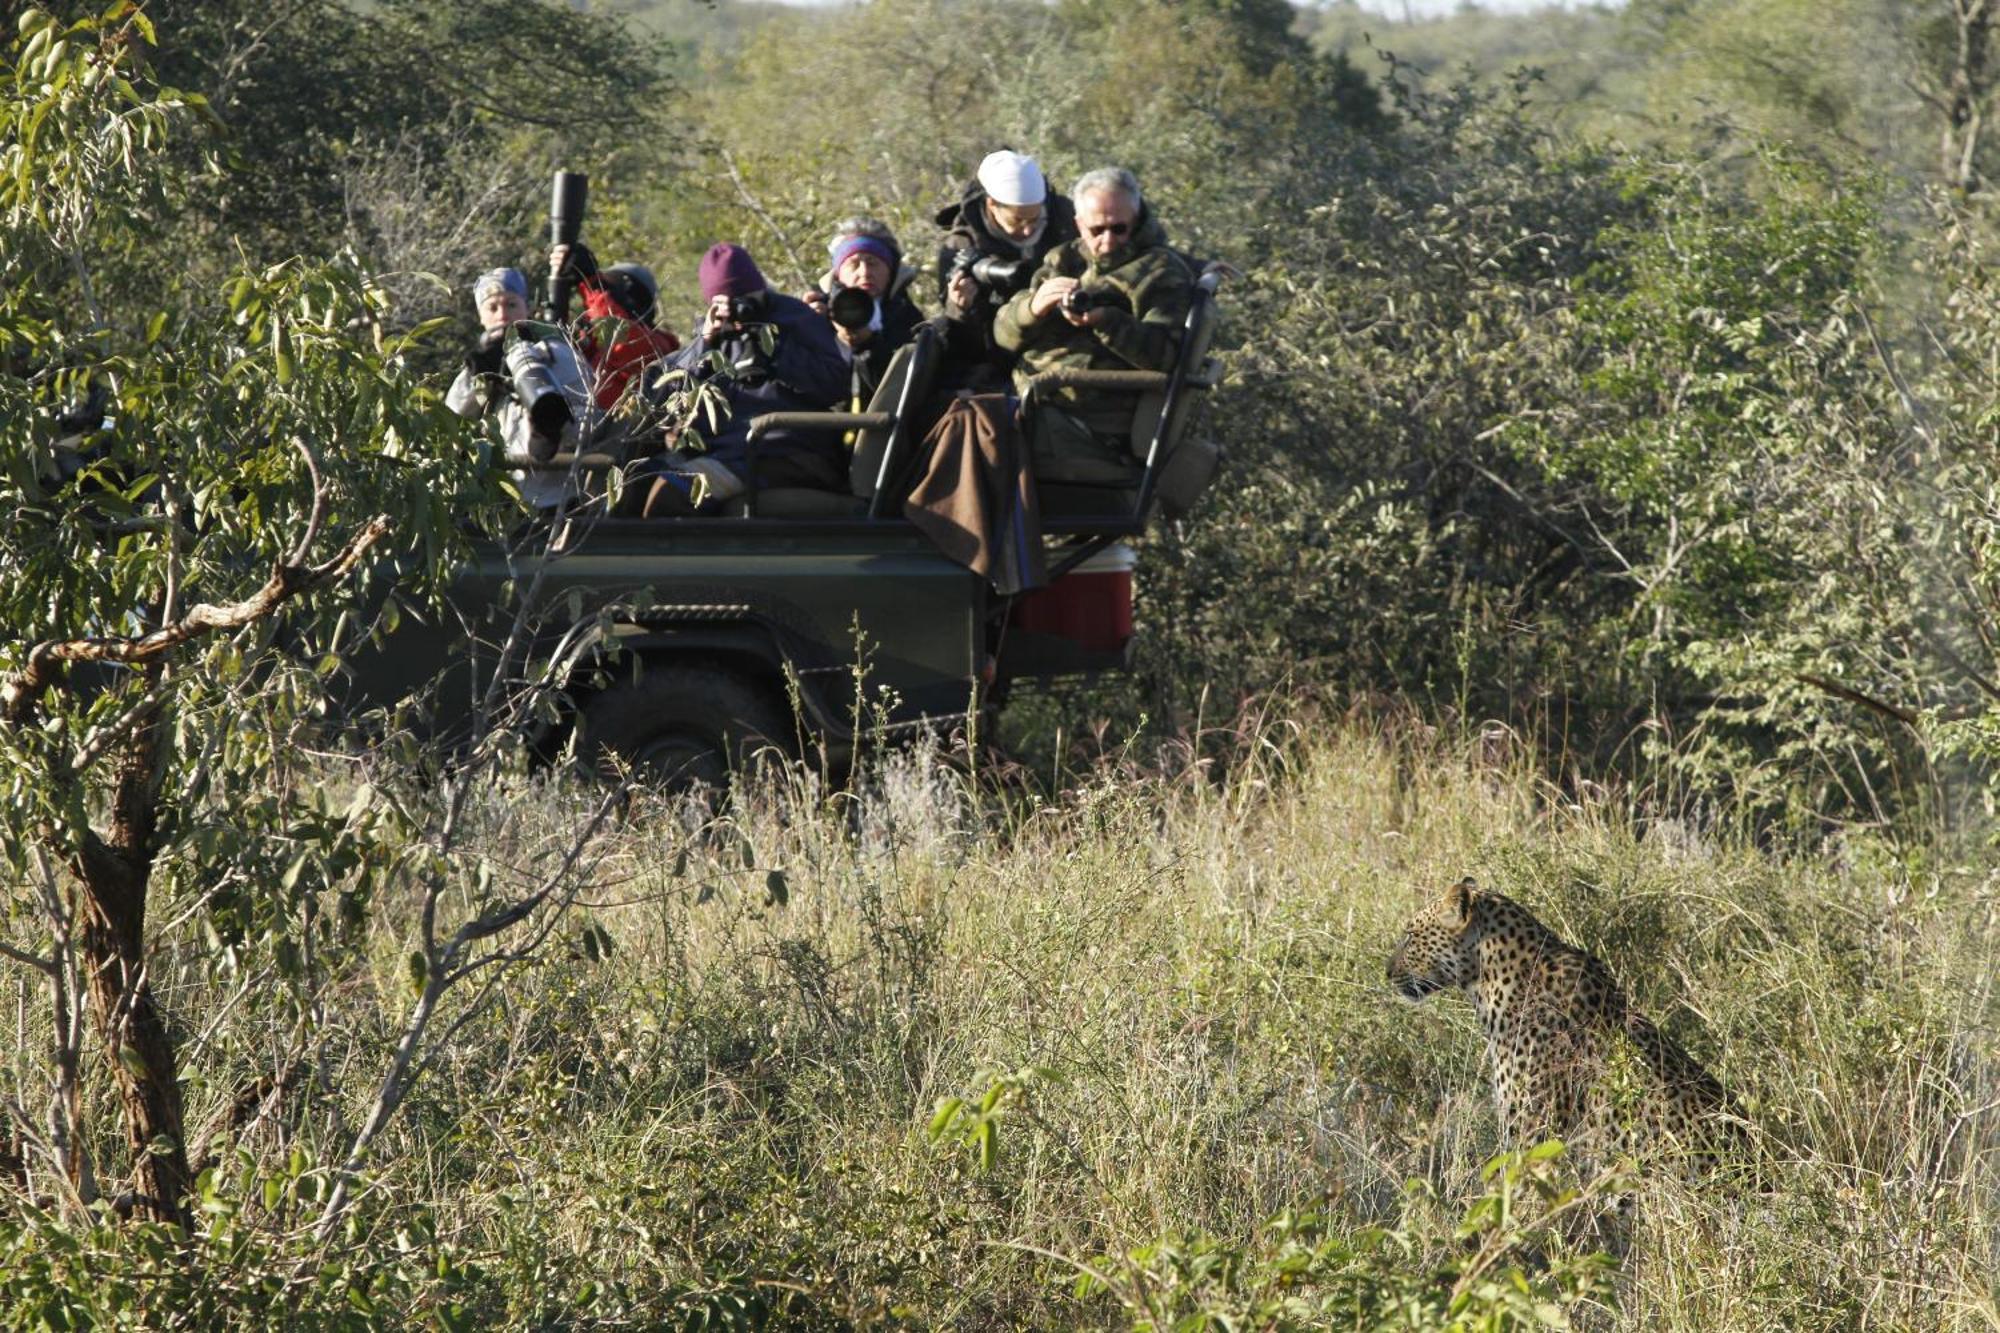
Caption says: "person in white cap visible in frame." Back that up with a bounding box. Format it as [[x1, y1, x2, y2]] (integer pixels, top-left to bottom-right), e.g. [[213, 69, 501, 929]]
[[930, 147, 1079, 390]]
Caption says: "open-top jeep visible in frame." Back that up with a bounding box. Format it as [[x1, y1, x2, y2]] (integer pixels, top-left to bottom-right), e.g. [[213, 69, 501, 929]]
[[346, 271, 1224, 785]]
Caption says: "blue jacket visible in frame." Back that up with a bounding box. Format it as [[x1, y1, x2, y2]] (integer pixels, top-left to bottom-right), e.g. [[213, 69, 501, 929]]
[[667, 292, 851, 490]]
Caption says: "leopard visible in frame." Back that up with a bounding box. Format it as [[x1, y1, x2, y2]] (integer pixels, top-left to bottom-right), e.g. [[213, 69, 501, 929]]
[[1386, 876, 1743, 1166]]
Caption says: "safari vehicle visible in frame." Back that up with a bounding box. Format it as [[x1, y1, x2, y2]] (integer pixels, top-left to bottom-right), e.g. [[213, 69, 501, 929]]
[[348, 271, 1225, 785]]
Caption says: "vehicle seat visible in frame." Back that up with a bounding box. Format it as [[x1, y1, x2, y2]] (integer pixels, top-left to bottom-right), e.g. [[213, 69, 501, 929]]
[[849, 323, 944, 513], [722, 488, 868, 519], [740, 323, 944, 520]]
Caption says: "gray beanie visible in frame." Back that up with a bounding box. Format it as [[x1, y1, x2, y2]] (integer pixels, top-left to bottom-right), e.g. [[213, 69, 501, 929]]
[[602, 262, 658, 322], [472, 266, 528, 304]]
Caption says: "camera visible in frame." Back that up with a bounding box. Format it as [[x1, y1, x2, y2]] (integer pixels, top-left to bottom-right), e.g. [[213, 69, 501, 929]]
[[1060, 286, 1098, 318], [824, 283, 875, 332], [717, 290, 770, 327], [949, 248, 1033, 295], [504, 334, 577, 458]]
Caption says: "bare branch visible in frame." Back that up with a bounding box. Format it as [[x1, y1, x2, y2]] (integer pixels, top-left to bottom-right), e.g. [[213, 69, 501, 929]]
[[286, 437, 328, 567], [0, 939, 55, 976], [2, 515, 392, 728], [68, 683, 172, 776], [443, 781, 626, 973], [717, 146, 812, 292]]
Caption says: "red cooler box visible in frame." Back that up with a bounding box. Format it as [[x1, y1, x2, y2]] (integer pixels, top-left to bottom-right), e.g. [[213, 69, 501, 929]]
[[1007, 543, 1136, 658]]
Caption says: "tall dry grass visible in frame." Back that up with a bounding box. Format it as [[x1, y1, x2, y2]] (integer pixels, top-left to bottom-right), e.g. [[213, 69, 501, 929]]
[[6, 707, 1996, 1328]]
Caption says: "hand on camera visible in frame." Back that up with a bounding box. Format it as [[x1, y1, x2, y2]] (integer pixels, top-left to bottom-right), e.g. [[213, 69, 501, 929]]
[[702, 295, 736, 340], [1029, 276, 1079, 321], [468, 326, 507, 379], [946, 270, 978, 314], [549, 242, 597, 284]]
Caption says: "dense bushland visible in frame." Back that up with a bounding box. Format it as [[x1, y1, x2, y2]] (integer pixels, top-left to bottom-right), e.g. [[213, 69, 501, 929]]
[[3, 1, 1999, 1327]]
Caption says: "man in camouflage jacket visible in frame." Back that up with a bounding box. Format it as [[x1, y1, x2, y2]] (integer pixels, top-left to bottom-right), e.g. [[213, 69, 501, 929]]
[[994, 167, 1195, 484]]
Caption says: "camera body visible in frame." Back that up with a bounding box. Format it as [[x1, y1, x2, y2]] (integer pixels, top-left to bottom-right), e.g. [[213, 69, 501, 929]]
[[824, 282, 875, 332], [717, 290, 771, 328], [1060, 286, 1098, 318]]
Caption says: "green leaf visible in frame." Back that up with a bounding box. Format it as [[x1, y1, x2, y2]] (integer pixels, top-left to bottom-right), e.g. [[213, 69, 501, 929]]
[[764, 868, 788, 907], [926, 1098, 964, 1141], [975, 1119, 996, 1171]]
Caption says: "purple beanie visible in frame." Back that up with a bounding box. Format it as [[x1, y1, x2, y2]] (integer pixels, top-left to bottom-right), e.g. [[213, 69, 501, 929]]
[[829, 234, 898, 273], [698, 243, 766, 301]]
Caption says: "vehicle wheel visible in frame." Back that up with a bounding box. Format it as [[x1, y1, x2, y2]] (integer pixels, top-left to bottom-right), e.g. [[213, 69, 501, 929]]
[[574, 664, 792, 791]]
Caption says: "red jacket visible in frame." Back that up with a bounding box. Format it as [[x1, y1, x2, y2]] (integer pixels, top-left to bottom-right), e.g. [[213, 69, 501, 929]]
[[577, 279, 680, 411]]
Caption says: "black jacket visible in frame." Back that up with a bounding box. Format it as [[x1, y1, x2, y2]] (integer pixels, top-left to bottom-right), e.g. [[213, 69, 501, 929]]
[[664, 292, 851, 490]]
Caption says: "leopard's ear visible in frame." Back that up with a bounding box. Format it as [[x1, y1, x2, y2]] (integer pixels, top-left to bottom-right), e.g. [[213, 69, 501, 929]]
[[1447, 876, 1481, 922]]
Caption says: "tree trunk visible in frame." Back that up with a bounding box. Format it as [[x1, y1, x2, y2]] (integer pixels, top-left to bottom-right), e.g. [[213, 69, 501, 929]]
[[69, 707, 192, 1229], [1941, 0, 1994, 192]]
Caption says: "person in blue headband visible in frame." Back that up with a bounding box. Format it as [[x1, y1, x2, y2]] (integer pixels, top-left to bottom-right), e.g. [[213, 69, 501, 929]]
[[802, 217, 925, 408]]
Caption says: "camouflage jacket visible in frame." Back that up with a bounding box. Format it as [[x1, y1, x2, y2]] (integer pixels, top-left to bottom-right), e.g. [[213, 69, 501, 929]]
[[993, 208, 1195, 432]]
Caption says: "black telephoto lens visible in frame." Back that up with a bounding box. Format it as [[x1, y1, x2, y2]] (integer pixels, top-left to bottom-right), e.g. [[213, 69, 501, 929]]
[[826, 284, 875, 331]]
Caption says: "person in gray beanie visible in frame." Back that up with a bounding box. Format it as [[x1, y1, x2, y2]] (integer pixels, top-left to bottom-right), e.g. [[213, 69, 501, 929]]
[[446, 266, 594, 512]]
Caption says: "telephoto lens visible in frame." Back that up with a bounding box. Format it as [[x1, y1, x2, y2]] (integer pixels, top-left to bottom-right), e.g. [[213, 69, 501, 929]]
[[969, 255, 1029, 290], [825, 283, 875, 331]]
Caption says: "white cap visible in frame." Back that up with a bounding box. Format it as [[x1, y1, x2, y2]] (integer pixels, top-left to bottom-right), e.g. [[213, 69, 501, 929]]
[[976, 149, 1046, 207]]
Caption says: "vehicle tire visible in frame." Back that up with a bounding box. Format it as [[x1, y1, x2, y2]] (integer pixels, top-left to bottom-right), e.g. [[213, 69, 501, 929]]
[[574, 663, 793, 791]]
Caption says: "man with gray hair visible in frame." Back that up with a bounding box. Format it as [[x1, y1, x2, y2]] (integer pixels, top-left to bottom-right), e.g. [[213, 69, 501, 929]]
[[994, 167, 1196, 483]]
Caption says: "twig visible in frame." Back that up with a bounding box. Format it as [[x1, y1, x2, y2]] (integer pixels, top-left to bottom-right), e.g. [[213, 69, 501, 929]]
[[68, 683, 172, 776], [286, 438, 327, 566], [1797, 673, 1919, 726], [0, 940, 54, 976], [1920, 630, 2000, 704], [716, 146, 811, 292]]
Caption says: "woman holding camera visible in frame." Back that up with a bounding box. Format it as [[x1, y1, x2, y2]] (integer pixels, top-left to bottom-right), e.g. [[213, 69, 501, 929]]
[[803, 218, 925, 410], [634, 243, 849, 516], [446, 267, 594, 513]]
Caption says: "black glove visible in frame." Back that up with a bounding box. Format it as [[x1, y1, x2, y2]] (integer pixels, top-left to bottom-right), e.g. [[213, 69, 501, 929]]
[[526, 391, 572, 460], [554, 241, 599, 283], [467, 326, 507, 380]]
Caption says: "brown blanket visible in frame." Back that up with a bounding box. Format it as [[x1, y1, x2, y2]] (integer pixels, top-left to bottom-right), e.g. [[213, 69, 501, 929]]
[[904, 394, 1046, 596]]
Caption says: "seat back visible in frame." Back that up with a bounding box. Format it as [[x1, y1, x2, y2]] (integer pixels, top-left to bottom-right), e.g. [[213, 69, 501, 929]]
[[1128, 268, 1224, 519], [1134, 270, 1220, 460], [849, 323, 943, 513]]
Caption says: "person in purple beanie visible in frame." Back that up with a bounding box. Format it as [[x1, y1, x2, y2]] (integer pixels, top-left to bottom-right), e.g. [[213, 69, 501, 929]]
[[636, 242, 850, 516]]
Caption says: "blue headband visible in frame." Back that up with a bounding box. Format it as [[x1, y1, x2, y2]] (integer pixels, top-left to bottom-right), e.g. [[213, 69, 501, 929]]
[[829, 235, 897, 271]]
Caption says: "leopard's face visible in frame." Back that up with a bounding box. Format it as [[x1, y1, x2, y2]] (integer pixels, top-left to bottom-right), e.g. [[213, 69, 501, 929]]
[[1386, 877, 1484, 1001]]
